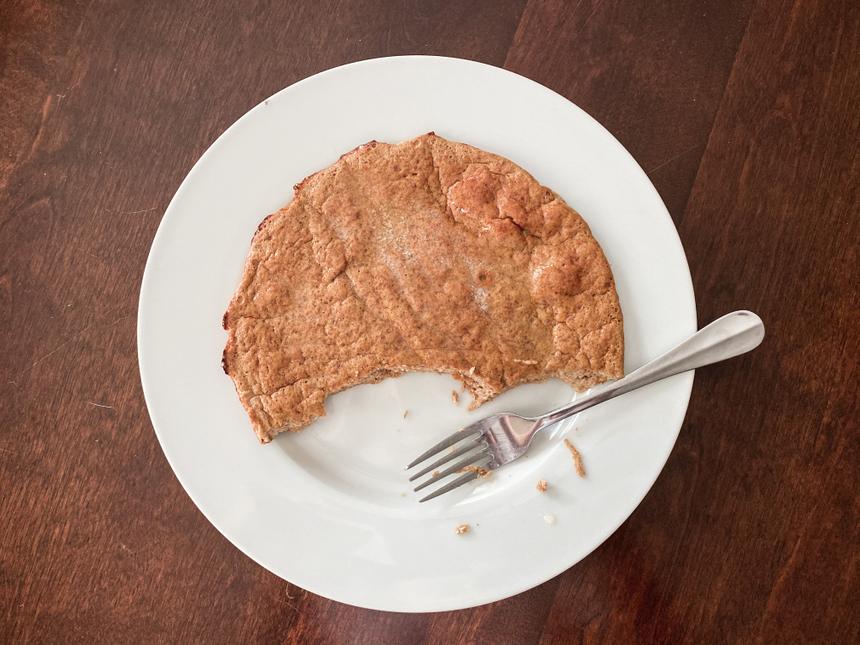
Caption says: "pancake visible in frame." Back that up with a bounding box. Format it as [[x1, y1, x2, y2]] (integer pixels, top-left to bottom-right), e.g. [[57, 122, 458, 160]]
[[222, 133, 623, 442]]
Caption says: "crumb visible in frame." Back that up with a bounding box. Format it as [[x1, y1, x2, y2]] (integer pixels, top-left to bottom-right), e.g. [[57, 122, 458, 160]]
[[432, 470, 441, 478], [403, 409, 409, 418], [451, 390, 459, 405], [460, 465, 490, 477], [399, 492, 406, 497], [513, 359, 538, 365], [455, 523, 470, 535], [536, 479, 548, 492], [564, 438, 586, 478], [543, 514, 556, 525], [468, 366, 476, 376]]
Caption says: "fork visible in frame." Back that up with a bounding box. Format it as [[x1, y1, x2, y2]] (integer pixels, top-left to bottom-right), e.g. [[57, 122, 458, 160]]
[[406, 310, 765, 502]]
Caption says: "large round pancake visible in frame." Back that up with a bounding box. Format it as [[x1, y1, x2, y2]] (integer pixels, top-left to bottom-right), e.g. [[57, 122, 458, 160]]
[[222, 133, 623, 442]]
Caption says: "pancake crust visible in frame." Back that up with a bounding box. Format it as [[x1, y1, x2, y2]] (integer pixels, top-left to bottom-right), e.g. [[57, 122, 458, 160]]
[[223, 133, 623, 442]]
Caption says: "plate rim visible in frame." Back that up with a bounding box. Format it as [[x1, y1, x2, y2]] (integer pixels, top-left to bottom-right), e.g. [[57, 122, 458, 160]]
[[137, 54, 697, 612]]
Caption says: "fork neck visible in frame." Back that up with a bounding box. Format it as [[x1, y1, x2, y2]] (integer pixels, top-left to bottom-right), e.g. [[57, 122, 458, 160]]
[[535, 386, 616, 430]]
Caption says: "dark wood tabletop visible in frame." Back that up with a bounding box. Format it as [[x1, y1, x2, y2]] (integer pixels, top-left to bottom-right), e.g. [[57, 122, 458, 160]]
[[2, 1, 858, 642]]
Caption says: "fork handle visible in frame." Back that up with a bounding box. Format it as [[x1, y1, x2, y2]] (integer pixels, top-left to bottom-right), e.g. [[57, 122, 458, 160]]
[[538, 310, 765, 428]]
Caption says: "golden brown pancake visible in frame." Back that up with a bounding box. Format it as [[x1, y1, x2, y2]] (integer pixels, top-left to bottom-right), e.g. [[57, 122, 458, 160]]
[[223, 133, 623, 442]]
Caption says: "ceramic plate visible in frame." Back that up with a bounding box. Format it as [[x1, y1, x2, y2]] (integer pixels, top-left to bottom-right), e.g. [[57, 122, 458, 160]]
[[138, 56, 696, 612]]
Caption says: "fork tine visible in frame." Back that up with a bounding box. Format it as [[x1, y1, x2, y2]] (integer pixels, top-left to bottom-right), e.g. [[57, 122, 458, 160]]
[[405, 427, 482, 469], [408, 441, 483, 481], [413, 450, 489, 492], [418, 471, 479, 503]]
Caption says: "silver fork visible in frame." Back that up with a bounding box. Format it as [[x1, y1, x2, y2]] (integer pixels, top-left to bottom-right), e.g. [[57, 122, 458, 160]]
[[406, 310, 765, 502]]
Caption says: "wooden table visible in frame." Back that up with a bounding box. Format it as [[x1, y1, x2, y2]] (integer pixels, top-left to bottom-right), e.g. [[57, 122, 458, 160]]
[[2, 1, 857, 642]]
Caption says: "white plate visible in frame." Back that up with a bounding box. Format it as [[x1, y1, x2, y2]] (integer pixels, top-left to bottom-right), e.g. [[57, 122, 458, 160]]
[[138, 56, 696, 612]]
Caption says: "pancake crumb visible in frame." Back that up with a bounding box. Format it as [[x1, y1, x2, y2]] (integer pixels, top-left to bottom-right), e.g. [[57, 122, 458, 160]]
[[455, 523, 470, 535], [536, 479, 548, 492], [451, 390, 459, 405], [460, 465, 490, 478], [543, 514, 556, 525], [564, 438, 586, 478], [431, 470, 441, 478]]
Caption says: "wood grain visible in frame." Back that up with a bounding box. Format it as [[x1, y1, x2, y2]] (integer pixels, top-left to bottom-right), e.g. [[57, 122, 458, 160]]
[[1, 0, 857, 642]]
